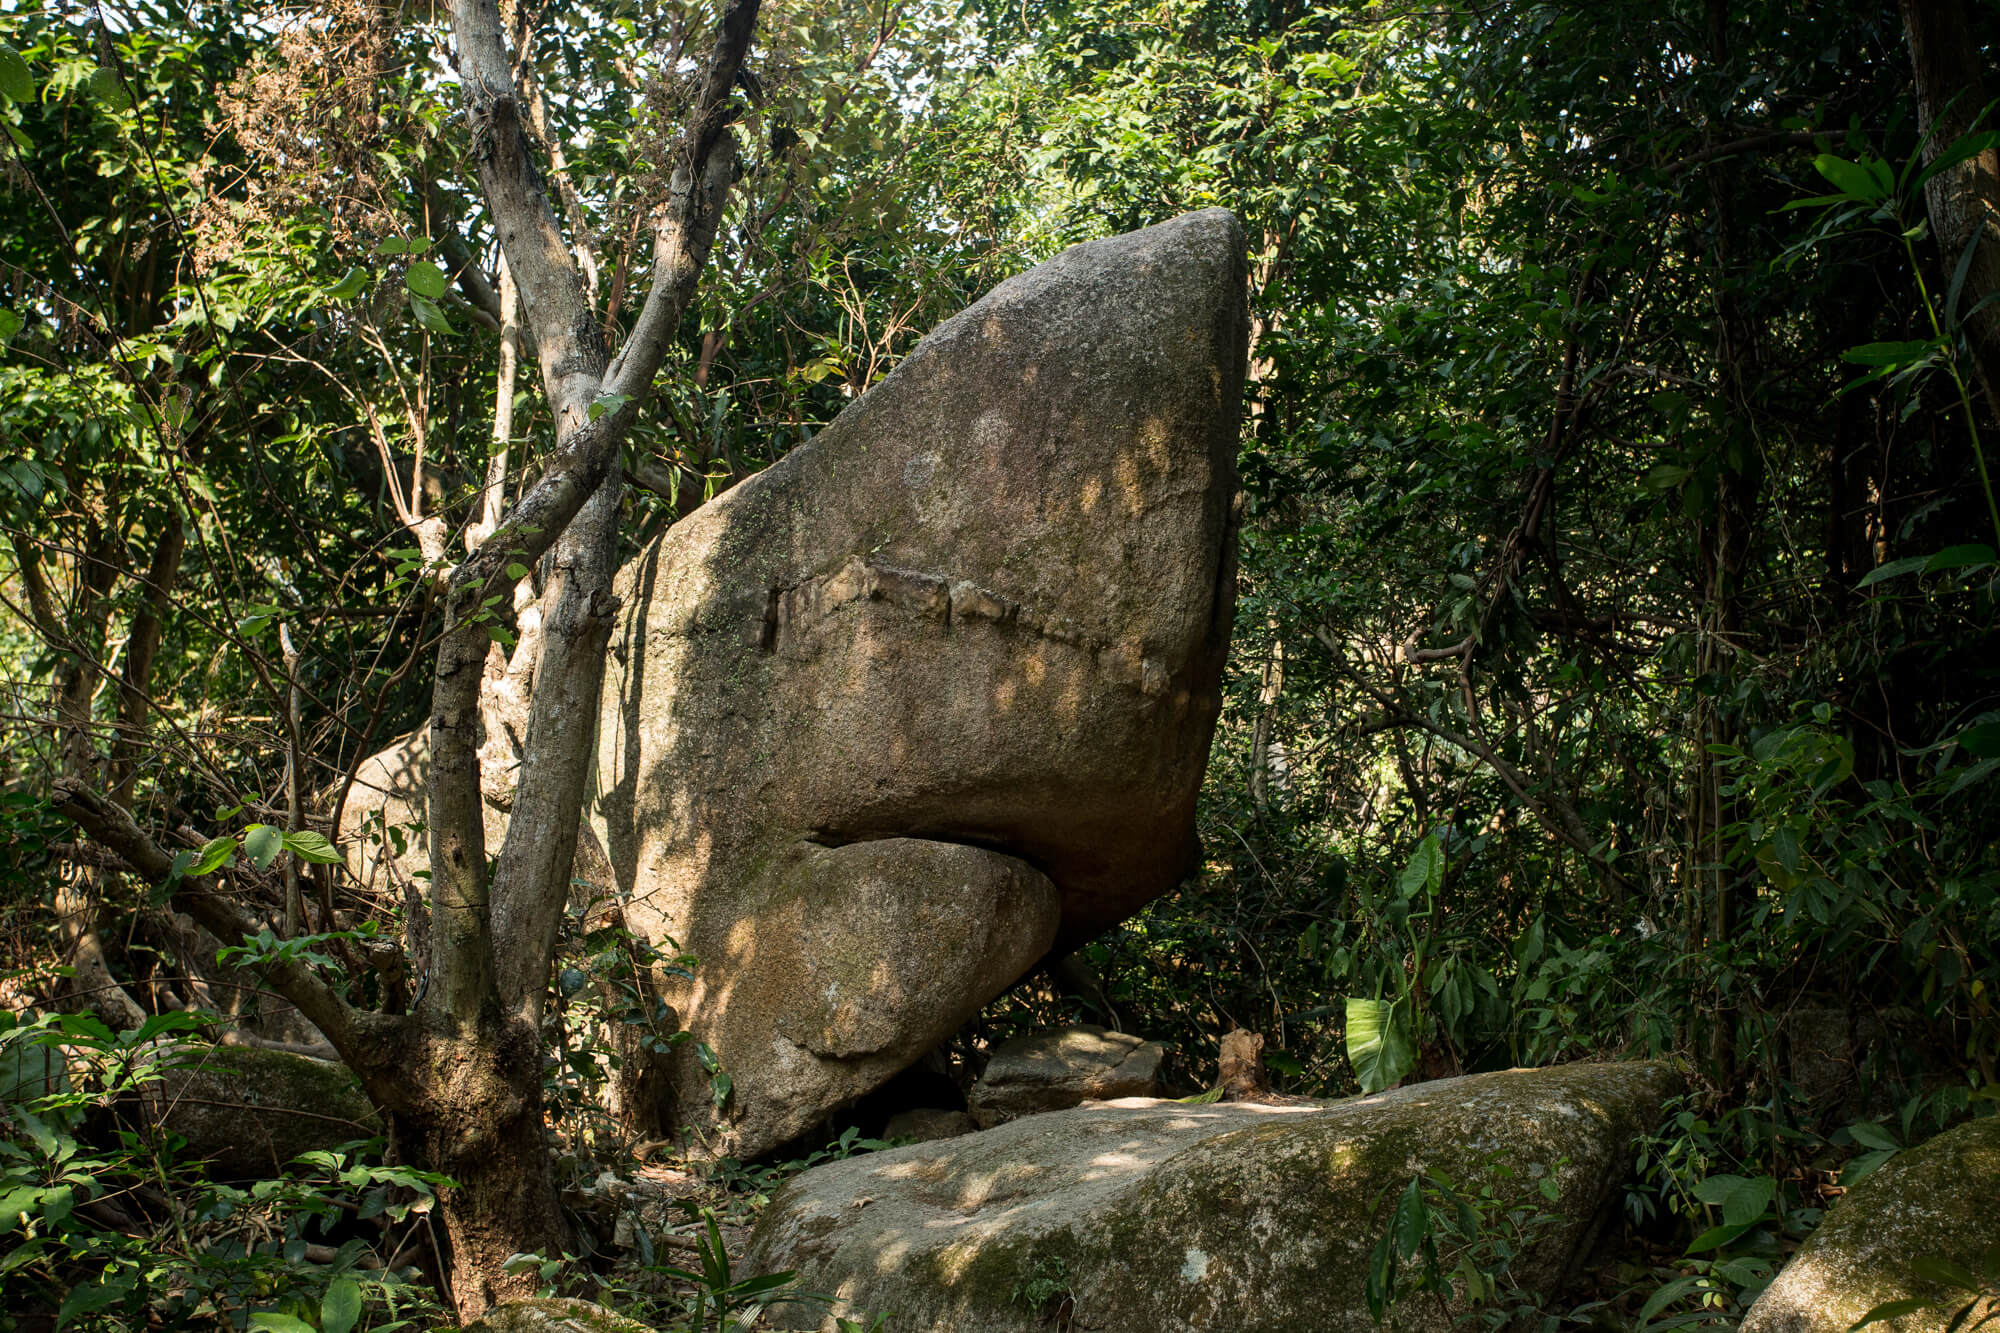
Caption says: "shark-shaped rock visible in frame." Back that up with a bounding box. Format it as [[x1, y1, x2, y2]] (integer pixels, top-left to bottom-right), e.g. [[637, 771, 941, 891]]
[[595, 209, 1247, 1156]]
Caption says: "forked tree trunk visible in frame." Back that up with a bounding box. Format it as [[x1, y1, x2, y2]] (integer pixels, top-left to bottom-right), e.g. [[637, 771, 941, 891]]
[[54, 0, 764, 1315]]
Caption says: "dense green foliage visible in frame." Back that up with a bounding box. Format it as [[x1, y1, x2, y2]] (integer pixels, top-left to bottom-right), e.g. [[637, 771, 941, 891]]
[[3, 0, 1999, 1326]]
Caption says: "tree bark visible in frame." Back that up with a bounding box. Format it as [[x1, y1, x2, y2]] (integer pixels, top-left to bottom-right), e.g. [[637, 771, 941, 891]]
[[1902, 0, 2000, 421]]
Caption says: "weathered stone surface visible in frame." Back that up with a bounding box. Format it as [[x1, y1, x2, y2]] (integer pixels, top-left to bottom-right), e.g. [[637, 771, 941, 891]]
[[336, 726, 450, 899], [968, 1025, 1165, 1127], [1740, 1115, 2000, 1333], [337, 727, 618, 900], [884, 1108, 979, 1143], [595, 210, 1247, 1156], [457, 1298, 654, 1333], [141, 1044, 380, 1179], [748, 1061, 1679, 1333]]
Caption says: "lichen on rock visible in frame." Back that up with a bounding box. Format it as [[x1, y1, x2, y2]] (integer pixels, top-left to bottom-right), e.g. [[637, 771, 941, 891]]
[[140, 1042, 380, 1180]]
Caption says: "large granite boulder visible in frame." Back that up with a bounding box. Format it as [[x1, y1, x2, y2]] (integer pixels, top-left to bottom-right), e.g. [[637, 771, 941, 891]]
[[968, 1025, 1166, 1127], [595, 209, 1247, 1156], [1740, 1115, 2000, 1333], [748, 1061, 1679, 1332]]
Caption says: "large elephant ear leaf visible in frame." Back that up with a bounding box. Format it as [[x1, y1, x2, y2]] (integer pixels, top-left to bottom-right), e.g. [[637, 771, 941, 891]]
[[1345, 997, 1416, 1093]]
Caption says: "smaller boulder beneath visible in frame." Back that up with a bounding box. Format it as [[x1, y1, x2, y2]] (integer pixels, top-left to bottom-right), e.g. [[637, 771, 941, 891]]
[[968, 1025, 1164, 1127], [140, 1044, 379, 1179], [884, 1108, 979, 1143], [1740, 1115, 2000, 1333], [459, 1298, 654, 1333]]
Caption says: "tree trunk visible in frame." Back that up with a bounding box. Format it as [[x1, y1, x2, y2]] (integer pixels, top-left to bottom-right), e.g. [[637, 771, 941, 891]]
[[388, 1017, 570, 1311], [1902, 0, 2000, 422]]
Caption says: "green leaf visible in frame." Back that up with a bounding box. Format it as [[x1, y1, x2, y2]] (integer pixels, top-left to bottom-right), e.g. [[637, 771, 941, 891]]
[[1841, 339, 1937, 367], [711, 1070, 733, 1111], [249, 1315, 319, 1333], [405, 261, 447, 300], [1842, 1147, 1899, 1186], [1641, 463, 1691, 493], [1638, 1274, 1702, 1325], [1848, 1299, 1927, 1332], [375, 237, 409, 256], [190, 835, 237, 876], [588, 391, 633, 422], [506, 562, 531, 581], [1845, 1121, 1900, 1151], [1344, 997, 1416, 1093], [1957, 722, 2000, 759], [0, 307, 22, 344], [1692, 1172, 1775, 1226], [327, 267, 369, 301], [1684, 1219, 1760, 1253], [0, 46, 31, 104], [408, 292, 454, 335], [321, 1276, 364, 1333], [281, 830, 343, 864], [1857, 556, 1929, 588], [1912, 130, 2000, 194], [243, 824, 283, 871], [1815, 153, 1888, 202], [84, 67, 131, 111], [1924, 543, 1996, 572], [1391, 1176, 1428, 1258], [1397, 833, 1442, 899], [58, 1281, 126, 1328]]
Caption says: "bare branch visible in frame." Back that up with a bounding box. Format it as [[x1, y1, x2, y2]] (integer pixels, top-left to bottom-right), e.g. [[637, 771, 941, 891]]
[[605, 0, 763, 401], [449, 0, 608, 430]]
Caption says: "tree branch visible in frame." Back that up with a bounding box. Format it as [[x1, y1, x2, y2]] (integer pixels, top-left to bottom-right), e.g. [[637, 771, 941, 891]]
[[449, 0, 608, 431], [604, 0, 762, 402], [49, 780, 392, 1056], [489, 0, 764, 1021]]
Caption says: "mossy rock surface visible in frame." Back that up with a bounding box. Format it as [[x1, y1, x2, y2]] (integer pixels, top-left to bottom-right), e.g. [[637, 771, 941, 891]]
[[141, 1043, 379, 1179], [457, 1297, 655, 1333], [747, 1060, 1679, 1333], [1741, 1114, 2000, 1333]]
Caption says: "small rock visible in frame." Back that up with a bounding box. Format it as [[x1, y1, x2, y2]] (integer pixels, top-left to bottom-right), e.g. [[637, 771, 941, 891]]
[[968, 1025, 1165, 1128], [1218, 1029, 1268, 1100], [882, 1108, 978, 1142], [1740, 1115, 2000, 1333]]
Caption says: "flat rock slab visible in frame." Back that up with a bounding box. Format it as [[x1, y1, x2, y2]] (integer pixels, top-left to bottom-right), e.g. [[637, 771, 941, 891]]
[[1741, 1114, 2000, 1333], [969, 1025, 1165, 1127], [748, 1061, 1679, 1333], [595, 209, 1247, 1156]]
